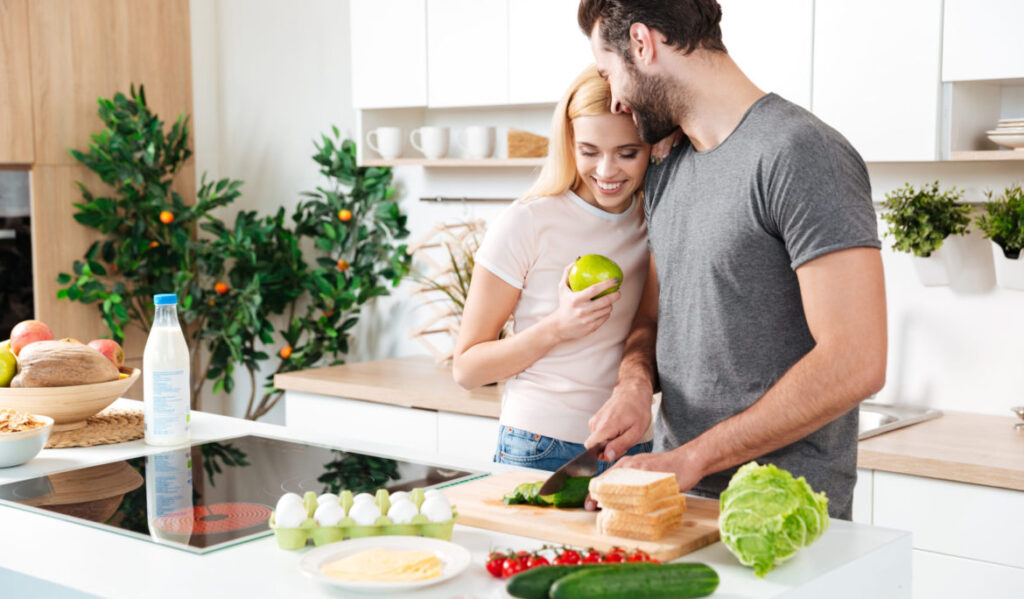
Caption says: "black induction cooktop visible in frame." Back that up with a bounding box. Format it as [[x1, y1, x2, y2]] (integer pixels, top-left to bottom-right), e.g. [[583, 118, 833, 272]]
[[0, 435, 479, 554]]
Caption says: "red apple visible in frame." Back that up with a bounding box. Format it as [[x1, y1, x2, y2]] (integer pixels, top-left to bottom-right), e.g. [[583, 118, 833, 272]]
[[87, 339, 125, 368], [10, 320, 54, 356]]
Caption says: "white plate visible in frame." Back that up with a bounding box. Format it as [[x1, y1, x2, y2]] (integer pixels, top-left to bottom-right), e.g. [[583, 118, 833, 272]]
[[298, 535, 471, 594], [987, 133, 1024, 149]]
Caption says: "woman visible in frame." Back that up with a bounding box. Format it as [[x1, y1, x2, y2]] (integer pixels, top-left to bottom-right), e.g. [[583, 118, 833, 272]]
[[452, 64, 654, 472]]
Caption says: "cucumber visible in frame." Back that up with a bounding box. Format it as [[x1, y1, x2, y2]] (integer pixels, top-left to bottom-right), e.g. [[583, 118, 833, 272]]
[[549, 562, 719, 599], [506, 563, 658, 599], [539, 476, 590, 508]]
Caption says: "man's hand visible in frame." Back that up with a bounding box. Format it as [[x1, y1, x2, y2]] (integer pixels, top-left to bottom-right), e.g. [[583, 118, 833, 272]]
[[584, 378, 652, 462], [613, 447, 705, 492]]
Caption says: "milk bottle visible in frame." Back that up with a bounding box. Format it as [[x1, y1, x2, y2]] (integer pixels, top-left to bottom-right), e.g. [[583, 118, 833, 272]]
[[143, 293, 190, 445]]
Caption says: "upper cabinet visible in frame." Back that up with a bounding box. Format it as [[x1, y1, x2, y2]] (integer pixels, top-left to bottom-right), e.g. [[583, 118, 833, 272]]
[[812, 0, 943, 162], [942, 0, 1024, 81], [719, 0, 813, 110], [508, 0, 593, 105], [427, 0, 508, 107], [350, 0, 427, 109], [0, 0, 35, 164]]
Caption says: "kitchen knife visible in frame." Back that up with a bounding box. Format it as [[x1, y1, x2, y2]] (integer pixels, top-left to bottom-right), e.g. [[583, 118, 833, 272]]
[[537, 441, 606, 496]]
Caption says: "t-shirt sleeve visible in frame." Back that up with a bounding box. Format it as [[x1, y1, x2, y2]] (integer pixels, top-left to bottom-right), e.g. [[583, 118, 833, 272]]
[[474, 202, 535, 290], [762, 125, 882, 270]]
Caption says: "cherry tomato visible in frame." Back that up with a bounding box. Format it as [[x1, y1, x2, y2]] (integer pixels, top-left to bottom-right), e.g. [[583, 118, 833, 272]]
[[603, 552, 625, 563], [582, 550, 603, 564], [515, 550, 531, 568], [627, 552, 649, 562], [559, 549, 581, 565], [485, 552, 505, 578], [501, 558, 523, 578], [526, 555, 549, 569]]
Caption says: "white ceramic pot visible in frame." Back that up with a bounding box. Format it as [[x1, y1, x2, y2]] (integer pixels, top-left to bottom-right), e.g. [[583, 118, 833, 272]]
[[910, 240, 961, 286], [990, 241, 1024, 290]]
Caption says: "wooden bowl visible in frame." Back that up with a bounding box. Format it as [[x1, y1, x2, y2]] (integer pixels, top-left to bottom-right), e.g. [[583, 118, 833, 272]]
[[0, 368, 141, 431]]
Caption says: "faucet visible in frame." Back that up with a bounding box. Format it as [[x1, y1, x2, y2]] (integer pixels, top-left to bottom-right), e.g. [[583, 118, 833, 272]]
[[1012, 407, 1024, 432]]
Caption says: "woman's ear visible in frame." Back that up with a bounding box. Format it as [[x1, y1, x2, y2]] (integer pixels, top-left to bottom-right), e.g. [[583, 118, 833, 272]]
[[629, 23, 657, 67]]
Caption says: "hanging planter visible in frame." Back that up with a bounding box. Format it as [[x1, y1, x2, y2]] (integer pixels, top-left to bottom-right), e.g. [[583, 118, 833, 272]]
[[976, 184, 1024, 291], [881, 182, 972, 287]]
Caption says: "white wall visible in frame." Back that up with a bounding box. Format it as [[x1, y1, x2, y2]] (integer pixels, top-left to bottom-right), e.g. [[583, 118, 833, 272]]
[[193, 1, 1024, 422]]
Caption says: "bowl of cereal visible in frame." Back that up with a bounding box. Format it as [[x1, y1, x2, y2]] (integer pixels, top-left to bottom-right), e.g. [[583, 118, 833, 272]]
[[0, 408, 54, 468]]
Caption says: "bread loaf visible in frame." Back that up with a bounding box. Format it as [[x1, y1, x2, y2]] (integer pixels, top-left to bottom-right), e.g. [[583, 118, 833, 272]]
[[10, 341, 120, 387]]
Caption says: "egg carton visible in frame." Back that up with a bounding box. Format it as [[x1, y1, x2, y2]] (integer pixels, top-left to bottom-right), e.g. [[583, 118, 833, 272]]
[[269, 488, 457, 550]]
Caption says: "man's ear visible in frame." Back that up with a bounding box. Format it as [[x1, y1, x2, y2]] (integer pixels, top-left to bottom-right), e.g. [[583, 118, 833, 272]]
[[629, 23, 657, 67]]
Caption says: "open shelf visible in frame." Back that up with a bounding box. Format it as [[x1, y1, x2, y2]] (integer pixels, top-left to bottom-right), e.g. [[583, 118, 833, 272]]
[[360, 157, 545, 168], [949, 150, 1024, 161]]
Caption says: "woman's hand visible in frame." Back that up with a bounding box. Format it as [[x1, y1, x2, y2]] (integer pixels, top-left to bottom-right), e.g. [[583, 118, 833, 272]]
[[651, 128, 684, 163], [545, 264, 621, 342]]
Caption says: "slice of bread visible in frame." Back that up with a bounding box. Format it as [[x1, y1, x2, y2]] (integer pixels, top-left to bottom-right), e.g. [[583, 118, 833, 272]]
[[591, 489, 688, 514], [589, 468, 680, 513], [596, 506, 684, 541]]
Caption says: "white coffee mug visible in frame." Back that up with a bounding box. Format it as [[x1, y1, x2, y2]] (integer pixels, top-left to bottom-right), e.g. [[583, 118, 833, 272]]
[[410, 126, 449, 159], [366, 127, 402, 159], [457, 126, 495, 159]]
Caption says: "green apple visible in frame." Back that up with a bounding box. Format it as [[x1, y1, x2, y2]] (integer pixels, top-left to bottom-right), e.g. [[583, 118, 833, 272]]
[[0, 347, 16, 387], [568, 254, 623, 298]]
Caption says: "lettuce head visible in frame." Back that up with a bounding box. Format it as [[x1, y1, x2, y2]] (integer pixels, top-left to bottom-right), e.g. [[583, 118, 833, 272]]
[[718, 461, 830, 577]]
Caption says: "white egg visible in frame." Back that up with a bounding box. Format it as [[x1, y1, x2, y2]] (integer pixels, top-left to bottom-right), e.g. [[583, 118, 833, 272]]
[[314, 501, 346, 526], [275, 501, 308, 528], [386, 498, 419, 524], [275, 492, 303, 515], [352, 493, 375, 504], [424, 489, 446, 502], [347, 500, 382, 526], [419, 496, 453, 523], [388, 491, 409, 504], [316, 493, 339, 506]]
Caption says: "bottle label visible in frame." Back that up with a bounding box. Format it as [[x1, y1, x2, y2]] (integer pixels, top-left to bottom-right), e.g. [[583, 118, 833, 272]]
[[147, 369, 190, 437]]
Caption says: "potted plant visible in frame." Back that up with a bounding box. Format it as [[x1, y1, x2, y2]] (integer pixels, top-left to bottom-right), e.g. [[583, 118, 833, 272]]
[[881, 181, 972, 286], [975, 183, 1024, 290]]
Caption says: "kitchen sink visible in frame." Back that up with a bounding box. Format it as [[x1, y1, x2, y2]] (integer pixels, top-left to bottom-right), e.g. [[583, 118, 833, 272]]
[[858, 401, 942, 440]]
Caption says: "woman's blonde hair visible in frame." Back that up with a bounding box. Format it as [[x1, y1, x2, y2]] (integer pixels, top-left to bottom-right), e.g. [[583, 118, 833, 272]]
[[520, 64, 616, 202]]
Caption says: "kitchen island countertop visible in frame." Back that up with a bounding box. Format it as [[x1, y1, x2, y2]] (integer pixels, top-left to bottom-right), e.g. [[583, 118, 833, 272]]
[[0, 399, 910, 598]]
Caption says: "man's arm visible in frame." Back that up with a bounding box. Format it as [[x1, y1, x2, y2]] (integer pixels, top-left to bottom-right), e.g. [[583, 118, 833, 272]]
[[584, 254, 659, 461], [615, 247, 887, 489]]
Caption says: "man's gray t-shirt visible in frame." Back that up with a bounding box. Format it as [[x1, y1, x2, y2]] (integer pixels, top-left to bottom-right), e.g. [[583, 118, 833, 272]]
[[644, 93, 880, 519]]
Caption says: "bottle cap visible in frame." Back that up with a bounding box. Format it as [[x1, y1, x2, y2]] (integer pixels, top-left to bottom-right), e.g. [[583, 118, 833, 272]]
[[153, 293, 178, 306]]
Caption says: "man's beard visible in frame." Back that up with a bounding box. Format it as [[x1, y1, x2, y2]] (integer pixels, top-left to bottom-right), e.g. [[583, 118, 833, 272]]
[[622, 68, 685, 145]]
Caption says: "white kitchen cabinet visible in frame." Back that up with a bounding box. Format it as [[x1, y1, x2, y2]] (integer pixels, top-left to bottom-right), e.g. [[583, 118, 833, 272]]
[[350, 0, 427, 108], [872, 471, 1024, 569], [284, 391, 438, 454], [942, 0, 1024, 82], [812, 0, 942, 162], [851, 467, 872, 524], [508, 0, 593, 104], [427, 0, 508, 107], [912, 549, 1024, 599], [437, 411, 500, 464], [719, 0, 813, 110]]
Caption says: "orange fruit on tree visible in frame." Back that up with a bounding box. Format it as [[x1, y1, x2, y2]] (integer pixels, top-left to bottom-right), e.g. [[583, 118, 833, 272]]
[[336, 259, 350, 271], [279, 345, 293, 359], [338, 209, 353, 222], [214, 281, 228, 295], [208, 300, 215, 306], [159, 210, 174, 224], [148, 241, 159, 249]]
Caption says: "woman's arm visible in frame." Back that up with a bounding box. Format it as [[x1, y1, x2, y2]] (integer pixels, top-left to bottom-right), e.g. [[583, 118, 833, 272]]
[[452, 263, 620, 389]]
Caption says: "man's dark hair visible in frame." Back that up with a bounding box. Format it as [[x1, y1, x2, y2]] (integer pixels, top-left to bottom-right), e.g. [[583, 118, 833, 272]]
[[578, 0, 726, 62]]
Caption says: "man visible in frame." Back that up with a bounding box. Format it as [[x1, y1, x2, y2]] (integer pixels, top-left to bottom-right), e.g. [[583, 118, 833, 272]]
[[579, 0, 887, 519]]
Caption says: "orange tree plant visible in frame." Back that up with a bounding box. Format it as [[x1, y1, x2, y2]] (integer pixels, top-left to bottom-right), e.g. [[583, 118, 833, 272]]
[[59, 87, 410, 419]]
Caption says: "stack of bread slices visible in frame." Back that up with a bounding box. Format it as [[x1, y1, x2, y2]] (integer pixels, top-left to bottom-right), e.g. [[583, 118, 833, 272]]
[[589, 468, 687, 541]]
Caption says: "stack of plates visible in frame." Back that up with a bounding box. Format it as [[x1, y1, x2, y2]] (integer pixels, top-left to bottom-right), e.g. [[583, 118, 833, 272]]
[[987, 118, 1024, 150]]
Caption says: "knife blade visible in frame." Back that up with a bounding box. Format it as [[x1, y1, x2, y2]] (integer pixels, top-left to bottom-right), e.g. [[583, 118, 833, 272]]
[[537, 441, 606, 496]]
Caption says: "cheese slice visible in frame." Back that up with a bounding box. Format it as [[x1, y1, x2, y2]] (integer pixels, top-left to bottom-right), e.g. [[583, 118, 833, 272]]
[[321, 547, 443, 582]]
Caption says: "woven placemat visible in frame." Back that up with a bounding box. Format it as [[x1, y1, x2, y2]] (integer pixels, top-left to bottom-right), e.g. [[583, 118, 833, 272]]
[[46, 407, 144, 449]]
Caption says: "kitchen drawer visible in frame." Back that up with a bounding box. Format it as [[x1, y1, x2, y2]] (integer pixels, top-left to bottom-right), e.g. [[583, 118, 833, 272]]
[[912, 549, 1024, 599], [284, 391, 438, 453], [437, 412, 499, 464], [851, 468, 873, 524], [873, 471, 1024, 568]]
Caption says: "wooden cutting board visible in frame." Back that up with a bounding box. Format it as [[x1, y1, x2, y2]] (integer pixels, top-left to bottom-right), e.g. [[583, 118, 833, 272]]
[[443, 470, 720, 562]]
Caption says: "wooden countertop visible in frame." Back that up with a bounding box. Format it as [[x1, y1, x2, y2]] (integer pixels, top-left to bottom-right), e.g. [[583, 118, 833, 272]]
[[274, 356, 502, 418], [858, 410, 1024, 491], [276, 357, 1024, 491]]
